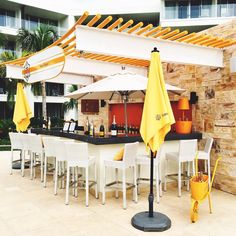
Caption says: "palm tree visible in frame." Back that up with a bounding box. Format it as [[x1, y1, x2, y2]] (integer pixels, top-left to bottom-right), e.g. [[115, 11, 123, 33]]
[[63, 85, 78, 119], [17, 24, 58, 119], [0, 51, 23, 108]]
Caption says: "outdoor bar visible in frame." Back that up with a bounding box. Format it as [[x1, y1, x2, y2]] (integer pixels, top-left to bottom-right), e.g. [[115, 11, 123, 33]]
[[0, 7, 236, 235]]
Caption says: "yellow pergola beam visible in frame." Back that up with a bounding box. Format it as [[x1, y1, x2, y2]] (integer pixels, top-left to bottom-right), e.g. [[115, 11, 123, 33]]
[[191, 35, 211, 44], [198, 37, 217, 46], [153, 27, 171, 38], [61, 36, 76, 48], [97, 16, 113, 29], [184, 34, 202, 43], [206, 38, 225, 47], [144, 26, 162, 37], [214, 39, 235, 48], [127, 22, 144, 34], [107, 18, 123, 30], [63, 43, 76, 52], [160, 29, 180, 39], [136, 24, 153, 35], [177, 33, 196, 42], [117, 20, 134, 32], [167, 31, 188, 41], [87, 14, 101, 27]]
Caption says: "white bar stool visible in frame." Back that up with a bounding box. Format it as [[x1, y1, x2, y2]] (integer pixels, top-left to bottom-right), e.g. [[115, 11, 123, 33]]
[[102, 142, 138, 210], [164, 139, 197, 197], [65, 142, 98, 206], [198, 137, 213, 187], [42, 136, 58, 188], [54, 139, 75, 195], [9, 132, 23, 175], [136, 145, 163, 203], [29, 134, 44, 181], [20, 133, 36, 177]]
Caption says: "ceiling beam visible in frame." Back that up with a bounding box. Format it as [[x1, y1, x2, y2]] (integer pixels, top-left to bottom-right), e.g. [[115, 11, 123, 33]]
[[75, 25, 224, 67]]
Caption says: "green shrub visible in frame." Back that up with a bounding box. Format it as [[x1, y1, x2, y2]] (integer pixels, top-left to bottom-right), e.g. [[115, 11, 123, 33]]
[[0, 119, 15, 138]]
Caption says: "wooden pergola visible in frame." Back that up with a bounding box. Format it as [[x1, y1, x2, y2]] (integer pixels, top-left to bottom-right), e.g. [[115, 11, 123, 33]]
[[1, 11, 236, 84]]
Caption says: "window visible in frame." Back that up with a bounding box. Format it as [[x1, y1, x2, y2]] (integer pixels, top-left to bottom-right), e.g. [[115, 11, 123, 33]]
[[165, 1, 177, 19], [25, 15, 58, 31], [218, 0, 236, 17], [34, 102, 64, 118], [191, 0, 201, 18], [201, 0, 212, 17], [46, 83, 64, 96], [178, 1, 189, 19], [0, 8, 16, 28]]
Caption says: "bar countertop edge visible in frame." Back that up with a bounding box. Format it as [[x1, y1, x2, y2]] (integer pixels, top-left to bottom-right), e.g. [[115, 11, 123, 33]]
[[31, 129, 202, 145]]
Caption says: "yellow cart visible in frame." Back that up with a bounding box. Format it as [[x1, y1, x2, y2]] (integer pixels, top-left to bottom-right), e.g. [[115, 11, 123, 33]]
[[190, 155, 221, 223]]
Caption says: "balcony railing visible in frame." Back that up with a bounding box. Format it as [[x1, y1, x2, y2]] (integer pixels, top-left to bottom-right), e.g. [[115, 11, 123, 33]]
[[22, 20, 67, 36], [0, 17, 67, 36], [164, 3, 236, 20]]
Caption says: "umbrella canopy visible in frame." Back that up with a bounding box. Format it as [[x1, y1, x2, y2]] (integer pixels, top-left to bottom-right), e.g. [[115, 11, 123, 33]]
[[65, 70, 184, 100], [13, 83, 33, 132], [140, 50, 175, 152]]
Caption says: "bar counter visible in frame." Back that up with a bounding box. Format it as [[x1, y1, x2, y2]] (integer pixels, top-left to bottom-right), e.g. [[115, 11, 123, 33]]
[[31, 128, 202, 144], [31, 128, 202, 193]]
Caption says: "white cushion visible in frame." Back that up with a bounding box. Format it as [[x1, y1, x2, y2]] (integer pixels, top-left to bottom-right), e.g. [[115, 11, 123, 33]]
[[166, 152, 179, 161], [198, 151, 209, 160], [136, 154, 159, 165], [104, 159, 125, 169]]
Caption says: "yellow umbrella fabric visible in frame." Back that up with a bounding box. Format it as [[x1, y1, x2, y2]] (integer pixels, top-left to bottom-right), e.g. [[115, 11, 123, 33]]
[[140, 49, 175, 152], [13, 83, 33, 132]]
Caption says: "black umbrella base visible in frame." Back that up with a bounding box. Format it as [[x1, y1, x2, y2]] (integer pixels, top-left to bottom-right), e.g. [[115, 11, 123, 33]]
[[131, 211, 171, 232]]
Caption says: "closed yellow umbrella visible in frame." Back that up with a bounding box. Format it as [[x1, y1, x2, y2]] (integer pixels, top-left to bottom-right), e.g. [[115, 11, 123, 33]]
[[132, 48, 174, 232], [13, 83, 33, 132], [140, 49, 175, 152]]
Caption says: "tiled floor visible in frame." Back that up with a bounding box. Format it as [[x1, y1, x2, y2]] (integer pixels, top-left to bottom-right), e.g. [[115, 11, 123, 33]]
[[0, 151, 235, 236]]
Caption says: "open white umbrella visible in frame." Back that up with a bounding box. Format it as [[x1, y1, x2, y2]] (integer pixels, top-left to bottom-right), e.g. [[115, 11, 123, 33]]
[[66, 70, 185, 134]]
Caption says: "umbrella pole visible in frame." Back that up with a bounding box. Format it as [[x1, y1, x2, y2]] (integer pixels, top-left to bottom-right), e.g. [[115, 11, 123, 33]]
[[131, 149, 171, 232], [149, 150, 154, 217]]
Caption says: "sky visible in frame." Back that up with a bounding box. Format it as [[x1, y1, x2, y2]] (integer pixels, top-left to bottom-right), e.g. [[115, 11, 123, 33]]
[[9, 0, 160, 15]]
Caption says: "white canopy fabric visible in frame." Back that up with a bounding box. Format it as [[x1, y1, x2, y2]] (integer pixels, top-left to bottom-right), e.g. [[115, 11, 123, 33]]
[[66, 71, 185, 100]]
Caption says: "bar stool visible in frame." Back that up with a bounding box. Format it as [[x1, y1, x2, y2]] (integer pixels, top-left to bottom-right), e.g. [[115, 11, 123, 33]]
[[198, 137, 213, 187], [9, 132, 23, 175], [102, 142, 138, 210], [136, 145, 163, 203], [20, 133, 36, 177], [42, 136, 58, 188], [164, 139, 197, 197], [54, 139, 75, 195], [29, 134, 44, 181], [65, 142, 98, 206]]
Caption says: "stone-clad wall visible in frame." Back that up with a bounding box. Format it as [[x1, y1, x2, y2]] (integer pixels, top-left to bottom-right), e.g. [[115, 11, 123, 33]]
[[163, 20, 236, 195]]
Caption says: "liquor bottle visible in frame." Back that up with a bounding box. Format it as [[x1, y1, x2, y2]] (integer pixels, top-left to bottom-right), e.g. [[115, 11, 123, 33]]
[[111, 115, 117, 137], [99, 119, 105, 137], [48, 117, 51, 130], [129, 124, 132, 134], [87, 118, 90, 135], [89, 120, 94, 136]]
